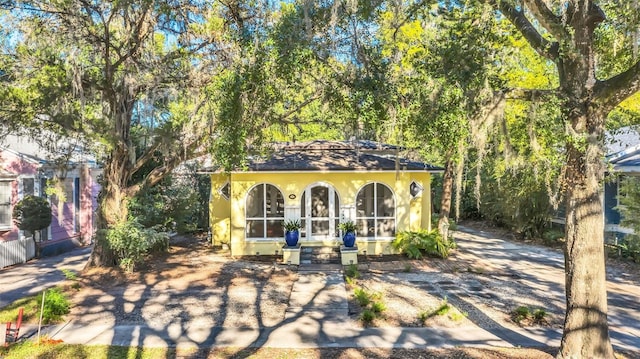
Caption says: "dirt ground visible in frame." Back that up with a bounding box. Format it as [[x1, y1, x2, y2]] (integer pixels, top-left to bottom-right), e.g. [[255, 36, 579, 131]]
[[66, 228, 638, 359]]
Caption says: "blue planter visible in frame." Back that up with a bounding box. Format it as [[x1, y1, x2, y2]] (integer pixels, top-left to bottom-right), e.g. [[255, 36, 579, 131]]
[[285, 230, 299, 247], [343, 232, 356, 247]]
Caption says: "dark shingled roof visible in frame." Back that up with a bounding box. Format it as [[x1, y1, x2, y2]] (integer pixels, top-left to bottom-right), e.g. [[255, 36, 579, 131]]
[[246, 140, 442, 172]]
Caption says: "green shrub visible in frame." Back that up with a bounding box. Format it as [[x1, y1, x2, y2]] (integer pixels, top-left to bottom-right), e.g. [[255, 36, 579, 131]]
[[12, 195, 52, 233], [512, 306, 531, 323], [345, 264, 360, 279], [532, 308, 547, 323], [392, 230, 455, 259], [128, 170, 210, 234], [371, 301, 386, 314], [360, 309, 375, 324], [354, 288, 371, 307], [353, 287, 387, 324], [38, 288, 70, 324], [103, 220, 170, 272], [511, 306, 548, 325]]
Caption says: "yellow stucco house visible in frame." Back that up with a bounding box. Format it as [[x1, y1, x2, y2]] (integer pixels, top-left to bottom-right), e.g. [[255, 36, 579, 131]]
[[209, 140, 442, 256]]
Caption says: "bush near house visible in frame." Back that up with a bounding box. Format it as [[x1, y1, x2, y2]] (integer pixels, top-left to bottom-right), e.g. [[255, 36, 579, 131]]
[[102, 220, 169, 272], [616, 177, 640, 262], [128, 172, 210, 234], [12, 195, 52, 238], [392, 230, 455, 259]]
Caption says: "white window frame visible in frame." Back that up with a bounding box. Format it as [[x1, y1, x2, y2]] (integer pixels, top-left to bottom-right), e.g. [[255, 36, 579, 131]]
[[0, 179, 13, 230], [245, 183, 285, 241], [355, 182, 397, 240], [218, 181, 231, 200]]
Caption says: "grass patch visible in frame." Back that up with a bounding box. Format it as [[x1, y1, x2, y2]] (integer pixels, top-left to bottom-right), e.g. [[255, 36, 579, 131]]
[[61, 268, 78, 281], [0, 286, 71, 324], [418, 298, 463, 323], [0, 342, 176, 359]]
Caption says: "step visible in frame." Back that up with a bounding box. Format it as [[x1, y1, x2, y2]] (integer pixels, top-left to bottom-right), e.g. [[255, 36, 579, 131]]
[[300, 246, 340, 264]]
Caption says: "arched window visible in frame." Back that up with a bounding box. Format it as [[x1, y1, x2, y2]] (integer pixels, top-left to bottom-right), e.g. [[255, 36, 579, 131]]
[[356, 183, 396, 239], [246, 184, 284, 239]]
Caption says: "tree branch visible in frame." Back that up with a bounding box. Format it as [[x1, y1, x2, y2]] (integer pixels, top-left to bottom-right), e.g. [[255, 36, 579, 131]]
[[488, 0, 559, 61], [595, 60, 640, 112], [124, 141, 206, 198], [523, 0, 569, 40], [504, 87, 560, 101]]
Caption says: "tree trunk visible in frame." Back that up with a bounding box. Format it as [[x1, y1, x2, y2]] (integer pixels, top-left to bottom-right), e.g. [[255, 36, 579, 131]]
[[87, 145, 131, 268], [438, 157, 455, 242], [558, 113, 615, 359]]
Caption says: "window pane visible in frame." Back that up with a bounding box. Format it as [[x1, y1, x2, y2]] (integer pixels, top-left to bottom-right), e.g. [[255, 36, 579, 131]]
[[311, 186, 329, 218], [356, 184, 375, 217], [377, 219, 396, 237], [311, 220, 329, 235], [358, 219, 375, 237], [334, 191, 339, 217], [246, 220, 264, 237], [301, 192, 306, 217], [266, 219, 284, 237], [0, 182, 11, 226], [265, 185, 284, 217], [219, 182, 230, 200], [300, 219, 307, 237], [23, 178, 35, 196], [376, 184, 394, 217], [246, 185, 264, 218]]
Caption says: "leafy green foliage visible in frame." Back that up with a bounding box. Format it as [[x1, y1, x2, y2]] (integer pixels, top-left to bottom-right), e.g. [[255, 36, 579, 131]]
[[283, 219, 302, 232], [392, 230, 454, 259], [615, 176, 640, 261], [345, 264, 360, 280], [338, 220, 357, 233], [353, 288, 371, 307], [60, 269, 77, 281], [102, 220, 169, 272], [12, 195, 51, 233], [418, 298, 451, 322], [38, 288, 70, 324], [511, 305, 547, 325], [360, 309, 376, 324], [128, 172, 209, 234], [353, 287, 385, 325]]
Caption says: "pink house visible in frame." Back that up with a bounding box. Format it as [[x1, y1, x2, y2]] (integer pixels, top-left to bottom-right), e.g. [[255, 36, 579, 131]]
[[0, 135, 100, 268]]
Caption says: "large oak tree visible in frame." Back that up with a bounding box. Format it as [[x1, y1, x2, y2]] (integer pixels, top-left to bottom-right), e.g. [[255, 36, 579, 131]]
[[0, 0, 237, 266], [484, 1, 640, 357]]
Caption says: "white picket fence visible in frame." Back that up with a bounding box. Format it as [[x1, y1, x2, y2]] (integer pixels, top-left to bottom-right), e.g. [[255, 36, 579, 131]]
[[0, 237, 35, 269]]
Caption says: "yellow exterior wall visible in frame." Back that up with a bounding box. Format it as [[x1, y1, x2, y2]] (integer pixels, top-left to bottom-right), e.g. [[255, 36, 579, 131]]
[[210, 173, 231, 246], [210, 170, 434, 256]]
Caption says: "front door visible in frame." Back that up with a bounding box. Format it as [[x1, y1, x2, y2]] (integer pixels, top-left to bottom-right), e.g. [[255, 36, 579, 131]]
[[301, 184, 340, 242]]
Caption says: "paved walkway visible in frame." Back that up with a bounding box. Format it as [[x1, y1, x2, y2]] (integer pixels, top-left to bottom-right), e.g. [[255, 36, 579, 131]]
[[0, 246, 91, 308], [4, 228, 640, 352]]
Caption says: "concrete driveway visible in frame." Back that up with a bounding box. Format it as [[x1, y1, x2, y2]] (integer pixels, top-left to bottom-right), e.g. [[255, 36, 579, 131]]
[[0, 246, 92, 309], [453, 225, 640, 352]]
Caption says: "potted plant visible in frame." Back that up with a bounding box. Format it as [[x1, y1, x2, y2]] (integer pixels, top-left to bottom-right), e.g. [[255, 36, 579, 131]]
[[284, 219, 302, 247], [339, 220, 357, 247]]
